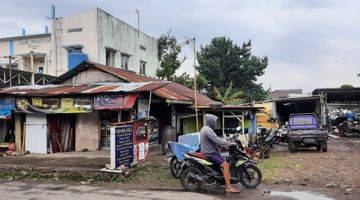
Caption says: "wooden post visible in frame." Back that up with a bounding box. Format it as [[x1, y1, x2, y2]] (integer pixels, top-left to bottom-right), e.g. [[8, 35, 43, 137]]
[[21, 119, 26, 153], [14, 114, 22, 153]]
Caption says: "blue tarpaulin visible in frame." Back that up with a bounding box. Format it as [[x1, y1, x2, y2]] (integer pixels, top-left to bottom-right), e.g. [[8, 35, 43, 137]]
[[178, 132, 200, 148]]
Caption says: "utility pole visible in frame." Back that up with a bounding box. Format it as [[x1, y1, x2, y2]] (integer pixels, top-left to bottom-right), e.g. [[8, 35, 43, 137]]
[[192, 38, 199, 132], [135, 9, 140, 37], [30, 51, 35, 85]]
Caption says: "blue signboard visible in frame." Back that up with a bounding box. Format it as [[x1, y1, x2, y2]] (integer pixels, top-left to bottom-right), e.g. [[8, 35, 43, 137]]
[[0, 97, 15, 119], [113, 125, 134, 168]]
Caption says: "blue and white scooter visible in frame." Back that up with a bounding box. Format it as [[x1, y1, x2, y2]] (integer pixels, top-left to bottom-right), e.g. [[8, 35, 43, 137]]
[[168, 141, 199, 178]]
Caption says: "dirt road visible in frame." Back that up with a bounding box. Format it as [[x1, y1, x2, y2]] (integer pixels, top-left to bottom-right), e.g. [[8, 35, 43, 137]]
[[259, 137, 360, 196], [0, 137, 359, 199]]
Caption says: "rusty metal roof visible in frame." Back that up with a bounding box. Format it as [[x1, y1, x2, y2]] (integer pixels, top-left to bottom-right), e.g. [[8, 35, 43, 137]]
[[53, 61, 216, 106], [195, 105, 263, 111], [0, 82, 168, 96]]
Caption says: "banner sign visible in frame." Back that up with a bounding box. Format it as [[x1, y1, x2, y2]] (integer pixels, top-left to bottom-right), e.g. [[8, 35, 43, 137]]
[[0, 97, 15, 119], [94, 94, 138, 110], [110, 125, 134, 168], [16, 97, 93, 114]]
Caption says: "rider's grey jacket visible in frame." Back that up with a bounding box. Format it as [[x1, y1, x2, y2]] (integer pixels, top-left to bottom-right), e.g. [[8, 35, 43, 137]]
[[200, 114, 231, 154]]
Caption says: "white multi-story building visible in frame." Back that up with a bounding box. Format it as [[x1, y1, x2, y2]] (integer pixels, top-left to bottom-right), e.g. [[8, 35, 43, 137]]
[[0, 7, 159, 77]]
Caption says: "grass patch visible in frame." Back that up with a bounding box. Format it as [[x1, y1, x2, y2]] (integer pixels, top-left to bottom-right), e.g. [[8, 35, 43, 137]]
[[257, 153, 293, 182], [123, 164, 179, 187], [0, 163, 179, 187], [258, 154, 290, 170]]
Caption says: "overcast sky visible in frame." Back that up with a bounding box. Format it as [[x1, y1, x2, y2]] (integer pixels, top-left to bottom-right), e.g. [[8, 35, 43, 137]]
[[1, 0, 360, 92]]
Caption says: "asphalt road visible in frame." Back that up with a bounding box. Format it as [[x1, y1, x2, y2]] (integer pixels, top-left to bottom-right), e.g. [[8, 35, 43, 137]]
[[1, 180, 222, 200], [1, 180, 340, 200]]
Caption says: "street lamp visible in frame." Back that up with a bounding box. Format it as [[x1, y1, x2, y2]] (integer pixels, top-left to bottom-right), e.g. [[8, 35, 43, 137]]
[[181, 38, 199, 132]]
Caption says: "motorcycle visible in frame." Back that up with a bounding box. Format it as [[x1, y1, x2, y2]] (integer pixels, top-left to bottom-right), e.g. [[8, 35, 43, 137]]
[[226, 127, 265, 161], [273, 128, 288, 144], [180, 142, 262, 192], [168, 141, 199, 178]]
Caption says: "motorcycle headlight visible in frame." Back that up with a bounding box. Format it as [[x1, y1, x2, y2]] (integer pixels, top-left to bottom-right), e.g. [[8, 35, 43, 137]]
[[236, 160, 246, 167]]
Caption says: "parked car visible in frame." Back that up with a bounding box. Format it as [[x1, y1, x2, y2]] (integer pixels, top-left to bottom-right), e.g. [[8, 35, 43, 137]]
[[288, 113, 328, 152]]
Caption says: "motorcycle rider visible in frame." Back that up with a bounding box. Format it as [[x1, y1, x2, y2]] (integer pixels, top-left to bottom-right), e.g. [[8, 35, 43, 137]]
[[200, 114, 240, 193]]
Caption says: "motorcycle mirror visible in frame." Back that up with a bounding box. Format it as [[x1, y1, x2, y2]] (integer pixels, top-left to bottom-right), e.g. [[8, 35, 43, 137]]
[[236, 126, 241, 131]]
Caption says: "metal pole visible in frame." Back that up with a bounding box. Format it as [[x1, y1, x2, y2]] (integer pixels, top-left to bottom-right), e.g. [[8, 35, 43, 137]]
[[30, 51, 34, 85], [192, 38, 199, 132], [135, 9, 140, 37], [148, 91, 152, 118], [222, 111, 224, 136], [8, 56, 12, 87]]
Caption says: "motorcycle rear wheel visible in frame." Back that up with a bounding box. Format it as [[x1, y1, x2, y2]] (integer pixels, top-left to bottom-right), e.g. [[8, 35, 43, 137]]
[[239, 164, 262, 189], [180, 167, 203, 192], [170, 156, 180, 178]]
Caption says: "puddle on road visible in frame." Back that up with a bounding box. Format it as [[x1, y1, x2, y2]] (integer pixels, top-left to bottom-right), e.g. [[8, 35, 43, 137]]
[[270, 191, 334, 200]]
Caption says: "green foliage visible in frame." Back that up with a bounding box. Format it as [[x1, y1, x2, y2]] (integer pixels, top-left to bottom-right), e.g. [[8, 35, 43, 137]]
[[157, 30, 185, 81], [173, 72, 209, 92], [173, 72, 193, 88], [213, 82, 245, 104], [157, 31, 209, 93], [196, 37, 268, 102], [340, 84, 354, 89]]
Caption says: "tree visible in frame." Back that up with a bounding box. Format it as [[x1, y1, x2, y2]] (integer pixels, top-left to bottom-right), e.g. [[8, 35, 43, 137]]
[[213, 82, 245, 105], [157, 31, 209, 92], [173, 73, 209, 92], [157, 31, 185, 81], [340, 84, 354, 89], [197, 37, 268, 102]]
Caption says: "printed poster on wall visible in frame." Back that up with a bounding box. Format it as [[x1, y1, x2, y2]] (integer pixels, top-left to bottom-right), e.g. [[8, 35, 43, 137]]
[[137, 97, 149, 119], [15, 97, 93, 114], [0, 97, 15, 119], [94, 94, 138, 110]]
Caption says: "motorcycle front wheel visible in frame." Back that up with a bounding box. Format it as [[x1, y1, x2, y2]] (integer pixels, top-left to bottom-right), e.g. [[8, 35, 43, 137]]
[[238, 164, 262, 189], [180, 166, 203, 192], [251, 148, 265, 161]]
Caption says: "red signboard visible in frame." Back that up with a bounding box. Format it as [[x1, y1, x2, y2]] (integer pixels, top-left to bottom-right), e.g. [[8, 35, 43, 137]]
[[94, 94, 138, 110]]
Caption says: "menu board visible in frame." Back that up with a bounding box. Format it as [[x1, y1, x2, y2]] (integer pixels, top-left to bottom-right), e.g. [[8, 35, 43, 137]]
[[112, 125, 134, 168]]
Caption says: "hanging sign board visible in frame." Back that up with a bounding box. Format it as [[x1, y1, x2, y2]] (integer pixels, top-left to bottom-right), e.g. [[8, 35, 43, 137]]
[[110, 125, 134, 169], [0, 97, 15, 119], [94, 94, 138, 110], [61, 98, 74, 109], [137, 96, 149, 119], [15, 97, 92, 114]]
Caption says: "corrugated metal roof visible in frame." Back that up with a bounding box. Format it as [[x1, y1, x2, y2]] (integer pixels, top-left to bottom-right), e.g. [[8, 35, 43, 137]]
[[0, 82, 168, 96], [53, 61, 217, 106], [195, 105, 262, 110]]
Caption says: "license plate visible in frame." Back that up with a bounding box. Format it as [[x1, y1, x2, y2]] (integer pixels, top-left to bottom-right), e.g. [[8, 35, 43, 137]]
[[303, 138, 316, 143]]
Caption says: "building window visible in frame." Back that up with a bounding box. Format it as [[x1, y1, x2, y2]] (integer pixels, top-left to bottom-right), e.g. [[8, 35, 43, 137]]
[[38, 66, 44, 74], [106, 49, 115, 66], [68, 27, 82, 33], [121, 54, 130, 70], [139, 61, 146, 75], [140, 45, 146, 51], [67, 47, 82, 54]]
